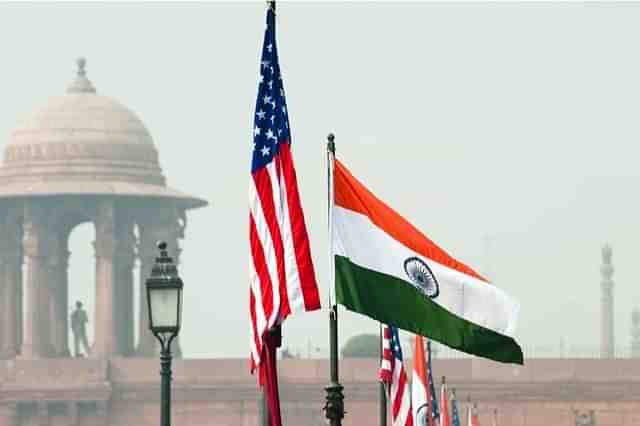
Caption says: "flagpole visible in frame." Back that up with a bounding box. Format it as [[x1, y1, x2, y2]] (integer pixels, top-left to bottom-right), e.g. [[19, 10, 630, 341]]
[[379, 324, 387, 426], [426, 340, 433, 426], [324, 133, 344, 426]]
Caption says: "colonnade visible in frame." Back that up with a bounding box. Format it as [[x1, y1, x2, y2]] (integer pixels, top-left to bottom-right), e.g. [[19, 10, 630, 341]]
[[0, 198, 185, 359]]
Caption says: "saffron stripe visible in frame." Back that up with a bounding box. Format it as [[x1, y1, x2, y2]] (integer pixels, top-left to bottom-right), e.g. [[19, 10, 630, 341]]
[[334, 159, 486, 283]]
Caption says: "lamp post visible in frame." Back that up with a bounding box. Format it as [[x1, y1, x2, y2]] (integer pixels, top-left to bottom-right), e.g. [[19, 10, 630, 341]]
[[146, 241, 183, 426]]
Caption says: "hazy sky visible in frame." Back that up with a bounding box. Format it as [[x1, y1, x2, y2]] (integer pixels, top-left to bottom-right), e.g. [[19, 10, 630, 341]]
[[1, 2, 640, 359]]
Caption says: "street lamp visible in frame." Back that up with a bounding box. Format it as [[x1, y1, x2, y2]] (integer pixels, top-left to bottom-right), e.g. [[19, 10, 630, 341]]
[[146, 241, 183, 426]]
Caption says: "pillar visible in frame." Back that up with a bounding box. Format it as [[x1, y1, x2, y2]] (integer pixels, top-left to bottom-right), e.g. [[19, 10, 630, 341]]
[[114, 216, 136, 356], [600, 244, 614, 359], [48, 244, 70, 357], [0, 403, 17, 426], [21, 204, 49, 358], [136, 230, 156, 356], [1, 241, 21, 359], [93, 200, 117, 357]]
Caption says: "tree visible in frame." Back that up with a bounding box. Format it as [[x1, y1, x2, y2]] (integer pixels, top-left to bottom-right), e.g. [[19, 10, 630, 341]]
[[341, 333, 379, 358]]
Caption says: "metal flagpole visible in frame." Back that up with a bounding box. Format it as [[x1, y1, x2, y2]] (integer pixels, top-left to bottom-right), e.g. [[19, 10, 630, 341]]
[[379, 324, 387, 426], [324, 133, 345, 426]]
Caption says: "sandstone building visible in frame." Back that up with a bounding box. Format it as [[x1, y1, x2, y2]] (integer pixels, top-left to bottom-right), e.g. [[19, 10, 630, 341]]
[[0, 60, 637, 426]]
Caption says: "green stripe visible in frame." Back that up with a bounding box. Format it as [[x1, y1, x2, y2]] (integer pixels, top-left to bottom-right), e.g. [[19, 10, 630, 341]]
[[335, 255, 523, 365]]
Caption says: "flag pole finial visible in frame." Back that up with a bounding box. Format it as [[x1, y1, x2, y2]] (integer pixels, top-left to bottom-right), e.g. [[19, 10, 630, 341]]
[[327, 133, 336, 154]]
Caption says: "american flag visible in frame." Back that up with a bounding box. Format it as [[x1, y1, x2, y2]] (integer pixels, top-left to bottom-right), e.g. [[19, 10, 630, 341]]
[[249, 3, 321, 373], [379, 325, 413, 426], [427, 340, 441, 425], [450, 389, 461, 426]]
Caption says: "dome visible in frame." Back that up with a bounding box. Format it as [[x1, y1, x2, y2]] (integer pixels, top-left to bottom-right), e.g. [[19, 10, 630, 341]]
[[0, 58, 205, 209]]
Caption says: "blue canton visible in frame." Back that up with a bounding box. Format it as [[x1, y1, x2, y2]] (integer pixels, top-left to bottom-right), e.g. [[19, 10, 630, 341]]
[[252, 6, 291, 173], [390, 326, 404, 361], [451, 391, 461, 426]]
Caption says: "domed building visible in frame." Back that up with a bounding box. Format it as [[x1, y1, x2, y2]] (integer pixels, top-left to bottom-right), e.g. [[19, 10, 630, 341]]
[[0, 58, 206, 361], [1, 59, 638, 426]]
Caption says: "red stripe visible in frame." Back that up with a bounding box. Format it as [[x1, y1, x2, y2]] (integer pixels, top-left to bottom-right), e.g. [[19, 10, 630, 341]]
[[392, 367, 407, 418], [405, 411, 414, 426], [250, 213, 275, 322], [253, 168, 290, 319], [249, 288, 261, 373], [279, 143, 321, 311]]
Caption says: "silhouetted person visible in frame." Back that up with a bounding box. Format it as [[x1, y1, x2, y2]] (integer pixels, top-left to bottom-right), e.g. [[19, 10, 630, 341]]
[[71, 301, 90, 357]]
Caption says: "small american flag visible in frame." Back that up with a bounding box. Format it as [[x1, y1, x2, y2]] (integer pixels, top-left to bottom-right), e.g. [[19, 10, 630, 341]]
[[249, 3, 321, 373], [427, 340, 441, 424], [379, 325, 413, 426], [450, 389, 461, 426]]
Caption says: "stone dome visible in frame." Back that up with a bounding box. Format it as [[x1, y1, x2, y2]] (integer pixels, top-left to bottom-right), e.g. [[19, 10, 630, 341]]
[[0, 58, 205, 208]]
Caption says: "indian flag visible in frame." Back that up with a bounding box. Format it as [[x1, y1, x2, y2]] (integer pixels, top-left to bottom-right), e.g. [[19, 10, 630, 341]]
[[332, 158, 523, 364]]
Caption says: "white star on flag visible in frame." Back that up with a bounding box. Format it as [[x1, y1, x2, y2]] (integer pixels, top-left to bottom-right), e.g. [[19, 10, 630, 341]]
[[265, 129, 276, 141]]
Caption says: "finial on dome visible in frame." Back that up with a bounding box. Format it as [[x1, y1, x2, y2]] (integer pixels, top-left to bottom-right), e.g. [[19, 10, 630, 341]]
[[76, 57, 87, 76], [67, 56, 96, 94], [602, 243, 612, 264]]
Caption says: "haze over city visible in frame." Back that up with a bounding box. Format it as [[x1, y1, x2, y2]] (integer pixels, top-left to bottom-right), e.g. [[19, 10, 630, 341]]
[[1, 1, 639, 359]]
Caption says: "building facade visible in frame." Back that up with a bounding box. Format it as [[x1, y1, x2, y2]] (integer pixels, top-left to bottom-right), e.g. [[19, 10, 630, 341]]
[[0, 60, 637, 426]]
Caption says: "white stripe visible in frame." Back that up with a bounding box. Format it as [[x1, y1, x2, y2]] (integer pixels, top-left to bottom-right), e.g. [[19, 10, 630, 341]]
[[411, 364, 427, 425], [271, 161, 304, 314], [249, 251, 267, 346], [248, 287, 261, 365], [249, 178, 280, 329], [390, 363, 402, 425], [395, 362, 411, 426], [333, 206, 519, 337]]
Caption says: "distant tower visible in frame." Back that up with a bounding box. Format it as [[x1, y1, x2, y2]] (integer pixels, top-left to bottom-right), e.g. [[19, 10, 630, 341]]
[[631, 308, 640, 358], [600, 244, 615, 359]]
